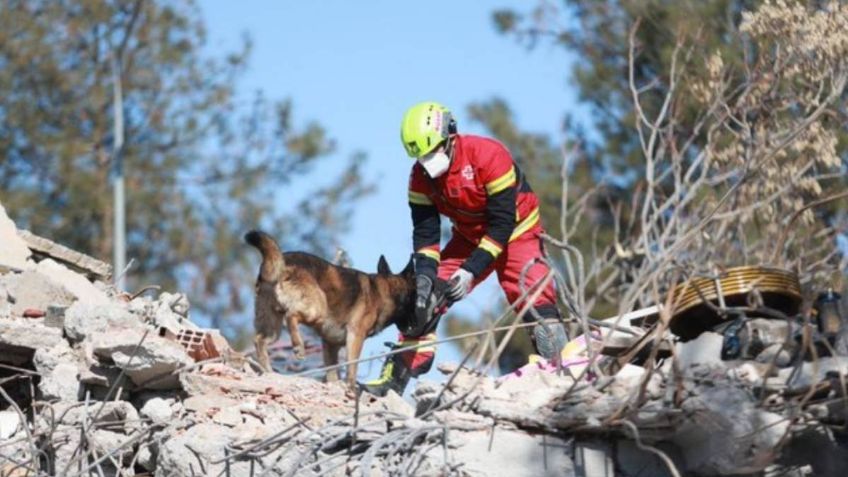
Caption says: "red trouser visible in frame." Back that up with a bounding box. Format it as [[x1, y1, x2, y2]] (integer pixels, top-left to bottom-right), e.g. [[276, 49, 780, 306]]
[[397, 231, 557, 371], [436, 230, 557, 309]]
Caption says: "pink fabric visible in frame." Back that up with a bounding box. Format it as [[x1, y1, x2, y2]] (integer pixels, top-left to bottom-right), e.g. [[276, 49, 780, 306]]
[[499, 333, 600, 382]]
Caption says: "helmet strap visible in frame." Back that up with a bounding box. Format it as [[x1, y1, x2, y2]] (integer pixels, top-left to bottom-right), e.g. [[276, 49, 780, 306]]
[[445, 135, 456, 161]]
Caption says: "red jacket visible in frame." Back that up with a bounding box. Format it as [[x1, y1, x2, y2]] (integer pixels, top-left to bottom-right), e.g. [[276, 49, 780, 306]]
[[408, 134, 542, 276]]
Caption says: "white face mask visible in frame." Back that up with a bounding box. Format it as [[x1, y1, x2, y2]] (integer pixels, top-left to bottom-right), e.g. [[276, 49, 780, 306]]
[[419, 150, 451, 178]]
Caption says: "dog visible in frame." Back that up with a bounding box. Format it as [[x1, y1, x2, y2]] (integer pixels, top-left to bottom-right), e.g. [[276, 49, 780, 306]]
[[244, 230, 417, 388]]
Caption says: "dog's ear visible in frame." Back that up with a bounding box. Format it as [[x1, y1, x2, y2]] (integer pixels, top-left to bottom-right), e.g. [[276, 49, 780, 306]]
[[377, 255, 391, 275], [400, 254, 415, 277]]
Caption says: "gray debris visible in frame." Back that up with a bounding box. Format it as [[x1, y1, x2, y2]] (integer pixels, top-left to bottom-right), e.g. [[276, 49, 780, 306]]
[[90, 327, 193, 389], [156, 423, 256, 477], [0, 410, 20, 440], [158, 291, 191, 317], [17, 228, 112, 280], [0, 317, 64, 364], [36, 258, 109, 305], [63, 301, 141, 342], [33, 340, 82, 401], [430, 428, 575, 477], [0, 269, 76, 316], [140, 397, 174, 426], [675, 331, 724, 369], [0, 201, 32, 271]]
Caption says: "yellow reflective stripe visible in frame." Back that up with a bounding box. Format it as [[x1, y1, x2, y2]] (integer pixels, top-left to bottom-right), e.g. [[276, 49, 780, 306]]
[[408, 190, 433, 205], [485, 167, 517, 195], [478, 236, 503, 258], [399, 334, 437, 346], [509, 207, 540, 241], [417, 248, 441, 262]]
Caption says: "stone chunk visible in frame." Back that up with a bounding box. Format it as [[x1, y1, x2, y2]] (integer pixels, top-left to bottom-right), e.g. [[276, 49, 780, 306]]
[[0, 269, 75, 316], [0, 202, 31, 272], [91, 328, 193, 389], [140, 397, 174, 426], [425, 428, 575, 477], [36, 259, 109, 305], [17, 229, 112, 280], [0, 410, 20, 440], [0, 318, 64, 364], [63, 301, 141, 342], [34, 340, 82, 402], [675, 331, 724, 369], [155, 423, 236, 476]]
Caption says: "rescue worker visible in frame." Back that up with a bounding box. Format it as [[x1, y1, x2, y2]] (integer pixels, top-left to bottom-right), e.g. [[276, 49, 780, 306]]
[[362, 101, 568, 397]]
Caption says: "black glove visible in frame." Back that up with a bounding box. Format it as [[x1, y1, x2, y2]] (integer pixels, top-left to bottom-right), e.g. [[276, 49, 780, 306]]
[[413, 274, 435, 332]]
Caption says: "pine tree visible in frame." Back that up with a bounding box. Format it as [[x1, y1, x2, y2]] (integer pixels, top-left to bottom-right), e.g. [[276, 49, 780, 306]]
[[0, 0, 373, 339]]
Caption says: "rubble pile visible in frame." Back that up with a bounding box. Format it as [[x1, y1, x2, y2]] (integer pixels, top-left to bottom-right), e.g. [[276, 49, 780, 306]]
[[2, 201, 848, 476]]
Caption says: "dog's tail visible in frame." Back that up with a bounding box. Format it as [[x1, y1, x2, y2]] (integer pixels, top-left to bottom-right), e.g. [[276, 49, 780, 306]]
[[244, 230, 285, 282]]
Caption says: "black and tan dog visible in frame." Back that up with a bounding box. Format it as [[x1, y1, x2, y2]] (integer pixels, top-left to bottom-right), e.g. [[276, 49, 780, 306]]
[[244, 230, 416, 387]]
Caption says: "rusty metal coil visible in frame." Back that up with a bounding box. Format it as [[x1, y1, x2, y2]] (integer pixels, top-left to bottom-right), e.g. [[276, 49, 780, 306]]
[[668, 266, 802, 340]]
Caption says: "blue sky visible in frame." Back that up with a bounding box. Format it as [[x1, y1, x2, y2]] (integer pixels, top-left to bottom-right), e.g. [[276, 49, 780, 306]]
[[201, 1, 581, 383]]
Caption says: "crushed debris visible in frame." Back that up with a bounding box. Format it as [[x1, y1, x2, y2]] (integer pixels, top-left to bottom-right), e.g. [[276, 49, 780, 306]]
[[1, 202, 848, 477]]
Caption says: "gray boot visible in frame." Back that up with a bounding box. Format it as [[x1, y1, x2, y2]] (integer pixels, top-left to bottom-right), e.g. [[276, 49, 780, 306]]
[[527, 305, 569, 360], [533, 322, 568, 360]]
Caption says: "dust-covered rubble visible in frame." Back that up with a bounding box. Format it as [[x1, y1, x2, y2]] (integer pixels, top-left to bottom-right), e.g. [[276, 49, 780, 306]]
[[2, 201, 848, 476]]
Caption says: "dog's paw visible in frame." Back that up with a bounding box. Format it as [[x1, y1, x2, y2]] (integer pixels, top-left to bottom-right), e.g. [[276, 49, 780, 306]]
[[294, 345, 306, 360]]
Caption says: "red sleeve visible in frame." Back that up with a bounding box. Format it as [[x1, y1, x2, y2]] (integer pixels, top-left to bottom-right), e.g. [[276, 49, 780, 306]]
[[460, 140, 518, 277], [408, 164, 435, 206], [476, 141, 517, 195]]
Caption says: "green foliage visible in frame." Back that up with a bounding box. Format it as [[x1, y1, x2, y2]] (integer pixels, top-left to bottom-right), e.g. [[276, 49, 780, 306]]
[[460, 1, 848, 367], [493, 0, 847, 198], [0, 0, 373, 337]]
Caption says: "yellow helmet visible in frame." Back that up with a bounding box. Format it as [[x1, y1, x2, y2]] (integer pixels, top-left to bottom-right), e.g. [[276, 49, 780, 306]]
[[400, 102, 455, 158]]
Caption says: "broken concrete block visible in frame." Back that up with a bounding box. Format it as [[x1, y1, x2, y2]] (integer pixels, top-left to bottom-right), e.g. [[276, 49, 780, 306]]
[[0, 318, 64, 364], [79, 363, 135, 401], [183, 394, 240, 414], [157, 291, 190, 317], [0, 269, 76, 316], [615, 439, 679, 477], [45, 400, 141, 434], [36, 258, 109, 305], [424, 428, 574, 477], [0, 202, 32, 272], [378, 389, 415, 419], [0, 410, 20, 440], [755, 343, 792, 367], [778, 357, 848, 390], [676, 331, 724, 369], [137, 441, 157, 472], [211, 406, 242, 427], [50, 428, 135, 476], [574, 438, 615, 477], [34, 340, 82, 402], [431, 409, 494, 431], [63, 301, 141, 342], [140, 397, 174, 426], [674, 381, 785, 474], [91, 328, 193, 390], [17, 229, 112, 280], [155, 423, 240, 477], [38, 362, 81, 402]]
